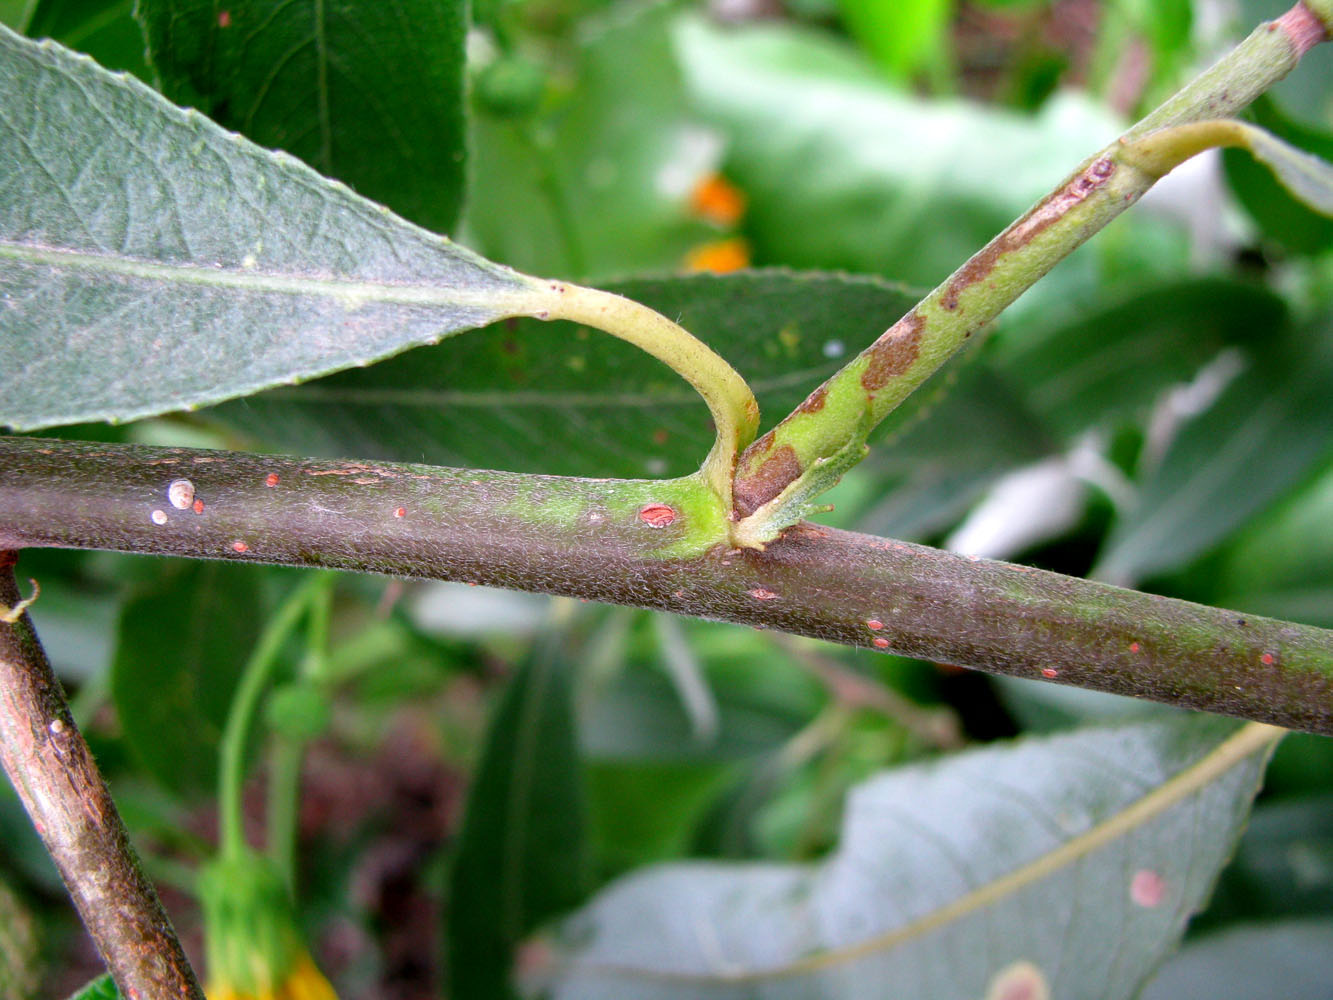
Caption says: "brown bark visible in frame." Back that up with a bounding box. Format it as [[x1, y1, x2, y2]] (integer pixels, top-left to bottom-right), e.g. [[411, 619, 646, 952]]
[[2, 437, 1330, 735], [0, 554, 204, 1000]]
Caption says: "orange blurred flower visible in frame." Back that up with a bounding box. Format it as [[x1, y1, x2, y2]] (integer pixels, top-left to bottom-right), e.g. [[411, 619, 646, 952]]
[[683, 237, 751, 274], [688, 173, 747, 227]]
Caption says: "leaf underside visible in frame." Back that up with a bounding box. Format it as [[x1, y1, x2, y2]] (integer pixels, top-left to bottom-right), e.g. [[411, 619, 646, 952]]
[[0, 27, 533, 431], [546, 717, 1273, 1000]]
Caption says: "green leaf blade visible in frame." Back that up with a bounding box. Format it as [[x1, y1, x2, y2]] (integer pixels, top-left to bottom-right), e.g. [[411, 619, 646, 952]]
[[63, 975, 121, 1000], [139, 0, 468, 234], [110, 562, 264, 798], [0, 27, 536, 430], [1095, 320, 1333, 586], [546, 718, 1274, 1000], [447, 628, 590, 1000]]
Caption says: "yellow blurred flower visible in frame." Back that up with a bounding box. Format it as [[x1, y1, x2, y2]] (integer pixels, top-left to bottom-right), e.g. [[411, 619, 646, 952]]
[[198, 850, 337, 1000]]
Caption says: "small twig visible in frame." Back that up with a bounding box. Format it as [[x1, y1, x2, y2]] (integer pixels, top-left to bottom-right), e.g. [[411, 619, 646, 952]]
[[0, 551, 205, 999]]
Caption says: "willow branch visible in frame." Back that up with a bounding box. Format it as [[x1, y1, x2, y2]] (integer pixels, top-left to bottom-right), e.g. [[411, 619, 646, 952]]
[[0, 550, 205, 999], [2, 437, 1330, 735]]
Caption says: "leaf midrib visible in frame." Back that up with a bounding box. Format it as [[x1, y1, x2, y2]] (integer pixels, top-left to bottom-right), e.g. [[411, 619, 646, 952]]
[[570, 722, 1279, 984], [0, 241, 531, 309]]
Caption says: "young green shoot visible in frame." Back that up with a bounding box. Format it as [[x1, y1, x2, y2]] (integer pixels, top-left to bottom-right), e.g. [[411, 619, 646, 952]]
[[729, 2, 1332, 549]]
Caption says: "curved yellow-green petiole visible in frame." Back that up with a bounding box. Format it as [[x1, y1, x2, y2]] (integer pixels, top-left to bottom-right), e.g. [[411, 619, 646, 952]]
[[511, 280, 760, 515]]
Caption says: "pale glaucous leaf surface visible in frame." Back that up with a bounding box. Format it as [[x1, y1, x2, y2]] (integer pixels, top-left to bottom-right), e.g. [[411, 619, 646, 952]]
[[545, 717, 1272, 1000], [0, 28, 536, 431]]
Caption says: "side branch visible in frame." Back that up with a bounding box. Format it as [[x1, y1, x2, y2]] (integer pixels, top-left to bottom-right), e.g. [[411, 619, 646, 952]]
[[0, 552, 205, 998], [3, 438, 1330, 735], [730, 2, 1329, 542]]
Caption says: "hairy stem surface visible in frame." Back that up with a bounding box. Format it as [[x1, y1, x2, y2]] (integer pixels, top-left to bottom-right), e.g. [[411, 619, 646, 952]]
[[3, 438, 1330, 734]]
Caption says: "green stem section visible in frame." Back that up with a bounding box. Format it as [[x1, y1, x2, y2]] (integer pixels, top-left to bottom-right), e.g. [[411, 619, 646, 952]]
[[266, 575, 335, 888], [3, 437, 1331, 735], [265, 738, 304, 891], [730, 3, 1326, 546], [218, 575, 325, 860]]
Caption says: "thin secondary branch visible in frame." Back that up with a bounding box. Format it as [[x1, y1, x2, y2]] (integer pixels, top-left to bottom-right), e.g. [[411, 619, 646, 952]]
[[729, 2, 1330, 543], [0, 551, 205, 999], [2, 438, 1329, 735]]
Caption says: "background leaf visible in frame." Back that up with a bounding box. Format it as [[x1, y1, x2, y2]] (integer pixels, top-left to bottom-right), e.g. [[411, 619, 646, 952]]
[[139, 0, 467, 235], [673, 13, 1128, 287], [835, 0, 952, 81], [0, 872, 41, 1000], [62, 975, 120, 1000], [0, 27, 535, 431], [1205, 463, 1333, 627], [1139, 919, 1333, 1000], [26, 0, 150, 79], [545, 717, 1274, 1000], [447, 621, 590, 1000], [209, 271, 920, 478], [110, 561, 263, 797], [1095, 318, 1333, 586], [991, 280, 1289, 438], [465, 2, 727, 280]]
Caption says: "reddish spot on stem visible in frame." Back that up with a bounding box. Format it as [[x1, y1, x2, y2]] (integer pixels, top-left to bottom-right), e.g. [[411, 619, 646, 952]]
[[1261, 652, 1276, 665], [217, 9, 231, 27], [1130, 869, 1166, 907], [1041, 667, 1059, 679], [866, 619, 884, 630], [984, 961, 1050, 1000], [733, 443, 801, 517], [1129, 641, 1141, 653], [192, 499, 205, 514], [872, 637, 889, 649], [231, 540, 249, 553], [652, 427, 669, 445], [797, 386, 828, 414], [265, 473, 280, 487], [861, 312, 923, 392], [749, 587, 779, 600], [394, 507, 407, 518], [638, 503, 677, 528]]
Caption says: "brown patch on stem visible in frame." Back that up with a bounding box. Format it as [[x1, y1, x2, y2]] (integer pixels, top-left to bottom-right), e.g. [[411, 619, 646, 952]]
[[861, 312, 924, 392], [733, 444, 801, 517], [941, 157, 1116, 311], [796, 386, 828, 414]]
